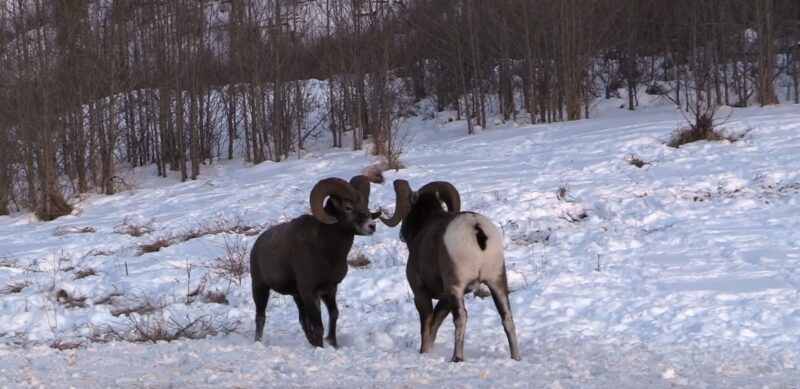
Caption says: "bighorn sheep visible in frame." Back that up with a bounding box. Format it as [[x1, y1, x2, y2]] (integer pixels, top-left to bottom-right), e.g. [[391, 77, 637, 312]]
[[380, 180, 520, 362], [250, 175, 379, 347]]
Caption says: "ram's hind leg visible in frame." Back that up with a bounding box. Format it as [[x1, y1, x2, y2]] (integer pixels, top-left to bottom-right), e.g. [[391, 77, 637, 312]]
[[413, 292, 435, 353], [486, 275, 521, 361], [299, 291, 324, 347], [449, 289, 467, 362], [292, 295, 307, 334], [429, 299, 451, 345], [252, 281, 270, 342], [321, 287, 339, 348]]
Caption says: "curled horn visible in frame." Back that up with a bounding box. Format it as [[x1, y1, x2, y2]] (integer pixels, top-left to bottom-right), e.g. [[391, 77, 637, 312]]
[[349, 175, 371, 204], [380, 179, 413, 227], [309, 178, 358, 224], [418, 181, 461, 213]]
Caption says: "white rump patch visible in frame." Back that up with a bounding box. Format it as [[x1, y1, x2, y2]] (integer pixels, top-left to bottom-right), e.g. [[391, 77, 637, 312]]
[[443, 213, 506, 287]]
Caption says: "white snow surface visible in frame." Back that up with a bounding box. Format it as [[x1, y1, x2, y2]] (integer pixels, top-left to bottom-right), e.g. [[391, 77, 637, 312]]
[[1, 98, 800, 388]]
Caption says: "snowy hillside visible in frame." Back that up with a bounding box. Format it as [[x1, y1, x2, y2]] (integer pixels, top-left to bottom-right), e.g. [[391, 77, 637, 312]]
[[1, 97, 799, 388]]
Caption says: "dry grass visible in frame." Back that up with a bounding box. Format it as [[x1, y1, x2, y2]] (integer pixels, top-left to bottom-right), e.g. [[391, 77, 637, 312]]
[[347, 249, 372, 268], [114, 217, 155, 237], [627, 155, 651, 168], [361, 163, 386, 184], [110, 301, 160, 317], [177, 217, 261, 242], [198, 290, 228, 305], [208, 235, 249, 286], [101, 313, 241, 343], [137, 238, 172, 255], [85, 248, 115, 257], [556, 185, 573, 202], [0, 255, 16, 268], [362, 159, 406, 185], [56, 289, 87, 308], [563, 209, 589, 223], [53, 226, 97, 236], [3, 280, 31, 294], [93, 291, 123, 306], [50, 338, 83, 350], [74, 268, 97, 279]]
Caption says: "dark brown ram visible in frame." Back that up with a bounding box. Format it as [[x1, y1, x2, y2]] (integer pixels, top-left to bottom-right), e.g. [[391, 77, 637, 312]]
[[380, 180, 520, 362], [250, 176, 379, 347]]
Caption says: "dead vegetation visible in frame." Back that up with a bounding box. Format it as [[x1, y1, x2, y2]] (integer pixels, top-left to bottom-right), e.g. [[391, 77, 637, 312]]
[[0, 254, 16, 268], [137, 237, 172, 255], [207, 235, 249, 286], [74, 268, 97, 279], [556, 185, 588, 222], [3, 280, 31, 294], [627, 155, 651, 168], [53, 226, 97, 236], [556, 185, 571, 202], [361, 163, 386, 184], [110, 300, 160, 317], [127, 314, 240, 343], [56, 289, 87, 308], [114, 217, 155, 237], [667, 114, 740, 148], [137, 217, 262, 256], [347, 249, 372, 268], [362, 158, 407, 185], [50, 338, 84, 350], [93, 291, 123, 306]]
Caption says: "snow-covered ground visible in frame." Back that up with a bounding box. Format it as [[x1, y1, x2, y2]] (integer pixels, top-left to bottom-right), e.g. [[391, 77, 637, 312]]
[[1, 97, 799, 388]]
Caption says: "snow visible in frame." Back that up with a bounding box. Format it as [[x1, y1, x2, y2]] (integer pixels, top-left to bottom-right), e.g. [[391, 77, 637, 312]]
[[1, 96, 800, 387]]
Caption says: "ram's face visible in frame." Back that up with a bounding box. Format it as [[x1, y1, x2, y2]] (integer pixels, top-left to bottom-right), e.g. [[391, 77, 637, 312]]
[[326, 195, 378, 236]]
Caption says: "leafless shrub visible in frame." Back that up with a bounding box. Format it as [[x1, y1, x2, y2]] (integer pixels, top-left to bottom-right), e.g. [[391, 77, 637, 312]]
[[186, 271, 210, 301], [137, 237, 172, 255], [114, 217, 155, 237], [53, 226, 97, 236], [3, 280, 31, 294], [347, 249, 371, 268], [120, 313, 241, 343], [74, 268, 97, 279], [56, 289, 87, 308], [667, 114, 739, 148], [208, 235, 249, 286]]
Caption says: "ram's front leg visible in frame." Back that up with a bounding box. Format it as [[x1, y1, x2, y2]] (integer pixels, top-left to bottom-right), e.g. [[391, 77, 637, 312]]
[[321, 286, 339, 348]]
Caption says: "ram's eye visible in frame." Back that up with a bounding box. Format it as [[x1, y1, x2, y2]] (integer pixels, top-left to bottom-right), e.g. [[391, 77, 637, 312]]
[[344, 206, 353, 212]]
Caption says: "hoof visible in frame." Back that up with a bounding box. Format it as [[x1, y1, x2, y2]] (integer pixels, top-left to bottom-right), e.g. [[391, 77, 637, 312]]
[[450, 355, 464, 363], [325, 337, 338, 349]]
